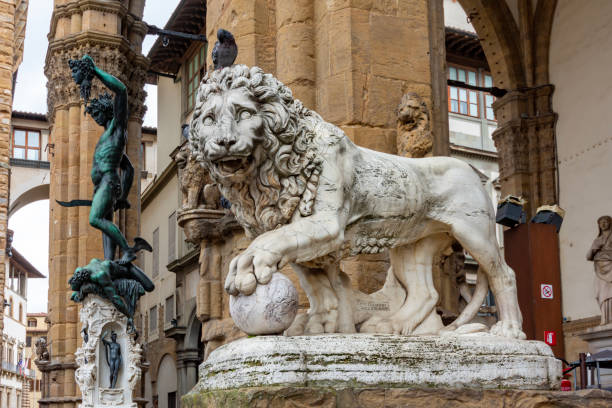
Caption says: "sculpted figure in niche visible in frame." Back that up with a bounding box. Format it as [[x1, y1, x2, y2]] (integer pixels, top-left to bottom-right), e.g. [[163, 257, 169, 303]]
[[587, 215, 612, 325], [101, 330, 122, 388], [189, 65, 525, 339], [396, 92, 432, 158]]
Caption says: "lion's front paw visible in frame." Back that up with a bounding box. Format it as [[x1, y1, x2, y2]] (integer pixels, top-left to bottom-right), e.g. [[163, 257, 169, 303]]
[[490, 320, 526, 339], [227, 248, 281, 295]]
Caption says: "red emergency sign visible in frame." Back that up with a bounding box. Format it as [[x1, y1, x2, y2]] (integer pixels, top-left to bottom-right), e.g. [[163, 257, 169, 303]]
[[544, 331, 556, 346]]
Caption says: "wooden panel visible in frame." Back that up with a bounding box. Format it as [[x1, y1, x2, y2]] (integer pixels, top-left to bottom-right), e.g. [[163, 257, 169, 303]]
[[504, 223, 565, 358]]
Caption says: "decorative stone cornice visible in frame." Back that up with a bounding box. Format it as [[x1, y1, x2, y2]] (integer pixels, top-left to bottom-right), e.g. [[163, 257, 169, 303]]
[[563, 316, 600, 335], [49, 0, 129, 39], [45, 39, 149, 121]]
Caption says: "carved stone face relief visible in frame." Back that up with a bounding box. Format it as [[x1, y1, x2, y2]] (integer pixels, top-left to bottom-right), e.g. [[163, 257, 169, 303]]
[[396, 92, 432, 158]]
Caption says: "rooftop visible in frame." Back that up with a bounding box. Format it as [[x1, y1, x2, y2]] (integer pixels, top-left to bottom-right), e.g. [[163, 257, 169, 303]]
[[445, 26, 487, 68], [11, 247, 46, 279], [12, 110, 47, 122]]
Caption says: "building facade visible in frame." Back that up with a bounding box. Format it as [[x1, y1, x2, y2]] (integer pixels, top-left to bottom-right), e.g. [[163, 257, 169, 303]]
[[24, 313, 47, 408], [0, 0, 30, 368], [1, 243, 44, 408], [9, 111, 50, 218]]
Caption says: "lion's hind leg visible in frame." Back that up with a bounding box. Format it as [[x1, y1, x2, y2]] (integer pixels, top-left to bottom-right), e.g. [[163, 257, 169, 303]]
[[449, 219, 525, 339], [286, 264, 341, 335], [384, 235, 450, 335]]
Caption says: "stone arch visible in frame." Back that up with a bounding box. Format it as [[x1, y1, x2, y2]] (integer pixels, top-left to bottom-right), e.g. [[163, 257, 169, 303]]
[[456, 0, 526, 90], [156, 353, 178, 408], [533, 0, 558, 85], [9, 183, 49, 217], [184, 306, 202, 351]]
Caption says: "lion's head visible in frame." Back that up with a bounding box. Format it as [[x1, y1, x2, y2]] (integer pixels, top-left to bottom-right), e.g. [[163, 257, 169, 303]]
[[397, 92, 429, 131], [189, 65, 321, 238]]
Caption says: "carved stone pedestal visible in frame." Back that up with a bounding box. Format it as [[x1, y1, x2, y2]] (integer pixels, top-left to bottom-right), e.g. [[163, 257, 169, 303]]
[[179, 335, 612, 408], [75, 295, 143, 408], [185, 334, 561, 405]]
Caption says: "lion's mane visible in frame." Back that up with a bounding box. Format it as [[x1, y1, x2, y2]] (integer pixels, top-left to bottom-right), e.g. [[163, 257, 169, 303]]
[[190, 65, 322, 238]]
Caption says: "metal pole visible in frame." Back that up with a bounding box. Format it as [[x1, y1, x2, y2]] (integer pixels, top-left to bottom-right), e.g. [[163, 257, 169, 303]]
[[579, 353, 587, 389], [596, 361, 601, 389]]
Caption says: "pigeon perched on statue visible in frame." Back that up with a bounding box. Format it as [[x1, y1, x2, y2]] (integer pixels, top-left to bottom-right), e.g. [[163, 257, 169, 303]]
[[212, 29, 238, 70]]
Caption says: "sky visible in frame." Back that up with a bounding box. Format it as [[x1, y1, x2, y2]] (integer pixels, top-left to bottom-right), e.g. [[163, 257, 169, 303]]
[[10, 0, 180, 312]]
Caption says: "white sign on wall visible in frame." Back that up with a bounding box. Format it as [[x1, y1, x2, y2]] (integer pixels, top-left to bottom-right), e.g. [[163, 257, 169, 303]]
[[541, 284, 553, 299]]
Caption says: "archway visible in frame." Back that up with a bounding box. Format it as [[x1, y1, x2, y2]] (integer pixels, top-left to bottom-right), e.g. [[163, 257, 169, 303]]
[[178, 307, 203, 397], [9, 183, 49, 217], [157, 354, 178, 408], [455, 0, 525, 90], [452, 0, 558, 211]]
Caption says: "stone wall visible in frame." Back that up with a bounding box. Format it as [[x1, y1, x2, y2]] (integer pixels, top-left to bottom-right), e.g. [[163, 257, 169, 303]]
[[205, 0, 448, 157]]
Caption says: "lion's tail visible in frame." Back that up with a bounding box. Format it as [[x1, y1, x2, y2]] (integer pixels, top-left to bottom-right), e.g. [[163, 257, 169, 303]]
[[446, 267, 489, 330]]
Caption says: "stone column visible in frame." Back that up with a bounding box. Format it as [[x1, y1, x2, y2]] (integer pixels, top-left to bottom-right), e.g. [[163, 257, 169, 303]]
[[314, 0, 448, 155], [492, 85, 557, 216], [43, 1, 148, 406], [275, 0, 316, 109], [206, 0, 277, 72], [0, 0, 28, 359], [313, 0, 450, 293], [176, 349, 199, 398]]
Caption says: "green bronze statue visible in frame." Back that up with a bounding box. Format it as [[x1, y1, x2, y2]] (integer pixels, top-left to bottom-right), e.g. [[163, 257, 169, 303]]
[[63, 55, 150, 263], [62, 55, 154, 333]]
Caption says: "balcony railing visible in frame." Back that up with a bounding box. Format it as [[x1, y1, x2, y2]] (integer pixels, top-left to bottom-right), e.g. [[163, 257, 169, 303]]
[[1, 361, 36, 378]]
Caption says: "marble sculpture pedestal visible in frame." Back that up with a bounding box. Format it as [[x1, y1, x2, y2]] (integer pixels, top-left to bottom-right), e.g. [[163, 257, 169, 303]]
[[75, 295, 143, 408], [183, 334, 566, 406]]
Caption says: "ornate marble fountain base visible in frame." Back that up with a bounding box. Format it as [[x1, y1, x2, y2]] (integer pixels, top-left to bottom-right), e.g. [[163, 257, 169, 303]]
[[190, 334, 560, 393]]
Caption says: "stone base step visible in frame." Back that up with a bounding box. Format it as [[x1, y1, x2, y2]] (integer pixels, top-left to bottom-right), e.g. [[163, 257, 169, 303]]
[[182, 386, 612, 408], [194, 334, 561, 391]]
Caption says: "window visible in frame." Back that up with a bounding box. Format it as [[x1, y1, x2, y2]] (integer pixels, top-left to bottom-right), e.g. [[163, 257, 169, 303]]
[[28, 319, 37, 327], [168, 391, 177, 408], [149, 306, 158, 333], [168, 212, 176, 263], [186, 45, 206, 112], [19, 304, 23, 323], [26, 336, 31, 347], [483, 74, 496, 120], [448, 66, 479, 117], [152, 228, 159, 278], [12, 129, 41, 160], [165, 295, 175, 323], [9, 297, 13, 318], [141, 142, 146, 171]]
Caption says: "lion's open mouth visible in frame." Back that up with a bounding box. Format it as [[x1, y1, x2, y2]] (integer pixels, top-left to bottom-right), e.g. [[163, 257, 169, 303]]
[[214, 155, 253, 175]]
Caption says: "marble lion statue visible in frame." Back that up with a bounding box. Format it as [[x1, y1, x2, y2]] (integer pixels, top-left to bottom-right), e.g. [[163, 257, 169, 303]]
[[189, 65, 525, 339]]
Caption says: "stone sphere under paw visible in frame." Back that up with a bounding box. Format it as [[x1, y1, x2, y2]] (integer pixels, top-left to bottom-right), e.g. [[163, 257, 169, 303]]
[[230, 273, 299, 335]]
